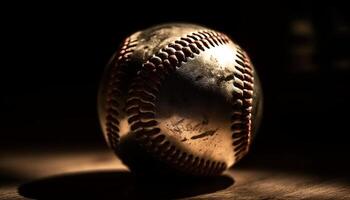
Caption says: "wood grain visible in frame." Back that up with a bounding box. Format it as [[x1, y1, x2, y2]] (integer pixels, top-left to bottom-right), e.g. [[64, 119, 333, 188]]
[[1, 145, 349, 199]]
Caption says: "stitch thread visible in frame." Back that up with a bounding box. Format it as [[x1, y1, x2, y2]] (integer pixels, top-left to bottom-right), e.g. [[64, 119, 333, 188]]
[[231, 46, 254, 162], [105, 37, 138, 150]]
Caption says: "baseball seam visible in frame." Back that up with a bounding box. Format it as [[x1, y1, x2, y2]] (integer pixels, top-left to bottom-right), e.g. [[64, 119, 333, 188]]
[[231, 46, 254, 161], [123, 30, 254, 175], [105, 37, 138, 150]]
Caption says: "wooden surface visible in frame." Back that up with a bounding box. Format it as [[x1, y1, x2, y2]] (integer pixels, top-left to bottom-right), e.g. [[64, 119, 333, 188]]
[[1, 145, 349, 200]]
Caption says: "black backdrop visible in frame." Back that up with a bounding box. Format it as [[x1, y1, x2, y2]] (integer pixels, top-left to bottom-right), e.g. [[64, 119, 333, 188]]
[[1, 2, 349, 166]]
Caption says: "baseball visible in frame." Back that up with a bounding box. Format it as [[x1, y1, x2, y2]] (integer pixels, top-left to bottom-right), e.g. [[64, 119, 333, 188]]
[[98, 23, 262, 176]]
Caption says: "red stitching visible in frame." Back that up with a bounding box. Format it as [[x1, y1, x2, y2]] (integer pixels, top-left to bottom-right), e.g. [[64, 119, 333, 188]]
[[105, 37, 138, 149], [125, 30, 234, 176], [231, 47, 254, 161]]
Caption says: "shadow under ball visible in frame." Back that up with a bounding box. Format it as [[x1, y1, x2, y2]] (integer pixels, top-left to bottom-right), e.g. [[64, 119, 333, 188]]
[[98, 23, 263, 176]]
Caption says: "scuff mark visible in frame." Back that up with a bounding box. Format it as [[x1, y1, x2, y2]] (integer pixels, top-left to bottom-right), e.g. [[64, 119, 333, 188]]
[[174, 118, 185, 126], [191, 128, 219, 140]]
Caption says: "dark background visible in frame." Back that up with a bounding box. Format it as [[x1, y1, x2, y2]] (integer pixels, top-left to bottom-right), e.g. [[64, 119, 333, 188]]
[[1, 3, 349, 170]]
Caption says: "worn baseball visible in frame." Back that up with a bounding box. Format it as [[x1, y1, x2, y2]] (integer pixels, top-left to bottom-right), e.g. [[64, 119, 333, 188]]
[[98, 23, 262, 176]]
